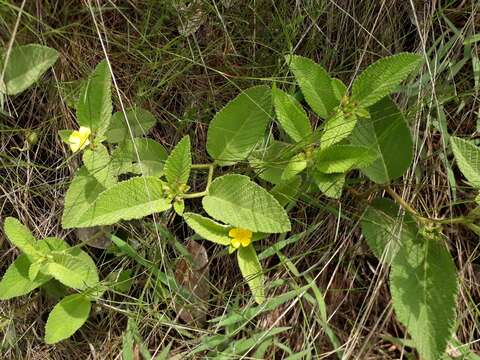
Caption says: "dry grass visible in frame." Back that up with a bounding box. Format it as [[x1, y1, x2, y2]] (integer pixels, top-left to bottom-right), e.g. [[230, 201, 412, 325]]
[[1, 0, 480, 359]]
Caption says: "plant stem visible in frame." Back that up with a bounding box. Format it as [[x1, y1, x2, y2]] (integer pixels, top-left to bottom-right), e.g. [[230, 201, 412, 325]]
[[181, 163, 215, 199]]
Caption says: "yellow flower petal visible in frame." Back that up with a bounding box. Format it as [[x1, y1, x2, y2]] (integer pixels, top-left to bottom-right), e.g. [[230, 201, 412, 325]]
[[231, 238, 241, 249], [68, 127, 91, 153], [228, 227, 252, 249]]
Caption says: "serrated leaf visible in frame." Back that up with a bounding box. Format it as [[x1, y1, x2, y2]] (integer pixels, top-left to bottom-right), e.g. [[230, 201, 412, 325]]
[[183, 212, 231, 245], [83, 144, 117, 188], [106, 107, 156, 143], [361, 198, 417, 264], [112, 138, 168, 177], [4, 217, 40, 261], [207, 86, 272, 165], [272, 86, 312, 143], [314, 145, 377, 173], [311, 170, 345, 199], [451, 137, 480, 187], [0, 44, 58, 95], [352, 53, 422, 107], [351, 97, 413, 183], [390, 237, 458, 360], [62, 166, 106, 228], [331, 78, 347, 102], [0, 254, 50, 300], [73, 177, 171, 228], [41, 252, 95, 290], [76, 60, 112, 139], [164, 135, 191, 186], [285, 55, 337, 119], [281, 152, 307, 180], [202, 174, 291, 233], [237, 245, 265, 304], [320, 110, 358, 149], [44, 294, 91, 344]]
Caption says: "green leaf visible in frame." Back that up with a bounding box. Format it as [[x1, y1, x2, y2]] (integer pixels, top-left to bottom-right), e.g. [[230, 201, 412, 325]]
[[249, 140, 294, 185], [314, 145, 377, 173], [83, 144, 117, 188], [272, 86, 312, 143], [76, 60, 112, 139], [331, 78, 347, 102], [351, 97, 413, 184], [62, 166, 106, 228], [237, 245, 265, 304], [164, 135, 191, 186], [183, 212, 231, 245], [4, 217, 40, 261], [44, 294, 91, 344], [361, 198, 417, 264], [112, 138, 168, 177], [451, 137, 480, 187], [0, 254, 50, 300], [311, 170, 345, 199], [271, 176, 301, 206], [352, 53, 422, 107], [202, 174, 291, 233], [285, 55, 337, 119], [207, 85, 272, 165], [390, 237, 458, 360], [281, 152, 307, 180], [41, 252, 96, 290], [320, 110, 358, 149], [74, 177, 171, 228], [0, 44, 58, 95], [106, 107, 156, 143]]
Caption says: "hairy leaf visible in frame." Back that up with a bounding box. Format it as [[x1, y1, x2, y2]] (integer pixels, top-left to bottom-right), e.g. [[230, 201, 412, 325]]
[[331, 78, 347, 102], [4, 217, 40, 261], [106, 107, 156, 143], [285, 55, 337, 119], [351, 97, 413, 183], [320, 110, 357, 149], [164, 135, 191, 186], [311, 171, 345, 199], [74, 177, 171, 228], [314, 145, 377, 173], [44, 294, 91, 344], [183, 212, 231, 245], [0, 44, 58, 95], [237, 245, 265, 304], [202, 174, 291, 233], [83, 144, 117, 188], [207, 86, 272, 165], [282, 152, 307, 181], [249, 140, 296, 184], [272, 86, 312, 143], [451, 137, 480, 187], [352, 53, 422, 107]]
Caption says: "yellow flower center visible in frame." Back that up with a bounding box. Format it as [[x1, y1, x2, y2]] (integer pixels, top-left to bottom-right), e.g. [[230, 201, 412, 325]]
[[68, 126, 91, 153], [228, 228, 252, 249]]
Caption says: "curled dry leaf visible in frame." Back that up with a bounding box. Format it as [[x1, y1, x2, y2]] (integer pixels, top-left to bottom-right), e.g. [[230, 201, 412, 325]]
[[174, 239, 209, 327]]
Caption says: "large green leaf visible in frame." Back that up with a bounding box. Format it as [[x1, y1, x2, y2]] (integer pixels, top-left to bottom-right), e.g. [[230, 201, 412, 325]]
[[202, 174, 291, 233], [164, 135, 191, 186], [183, 212, 231, 245], [272, 86, 312, 143], [281, 152, 307, 181], [41, 252, 95, 290], [4, 217, 40, 261], [320, 110, 357, 149], [390, 236, 458, 360], [285, 55, 337, 119], [106, 107, 156, 143], [361, 198, 417, 264], [351, 97, 413, 183], [112, 138, 168, 177], [451, 137, 480, 187], [249, 140, 296, 185], [44, 294, 91, 344], [76, 60, 112, 139], [352, 53, 422, 107], [311, 171, 345, 199], [207, 86, 272, 165], [237, 245, 265, 304], [62, 166, 106, 228], [314, 145, 377, 173], [83, 144, 117, 188], [0, 254, 50, 300], [74, 177, 171, 228], [0, 44, 58, 95]]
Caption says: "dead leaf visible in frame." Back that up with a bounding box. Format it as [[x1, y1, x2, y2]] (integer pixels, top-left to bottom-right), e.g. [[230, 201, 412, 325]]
[[174, 239, 209, 327], [76, 226, 112, 249]]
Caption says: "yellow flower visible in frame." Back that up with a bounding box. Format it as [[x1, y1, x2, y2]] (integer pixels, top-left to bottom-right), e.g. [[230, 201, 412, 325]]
[[228, 227, 252, 249], [68, 126, 91, 153]]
